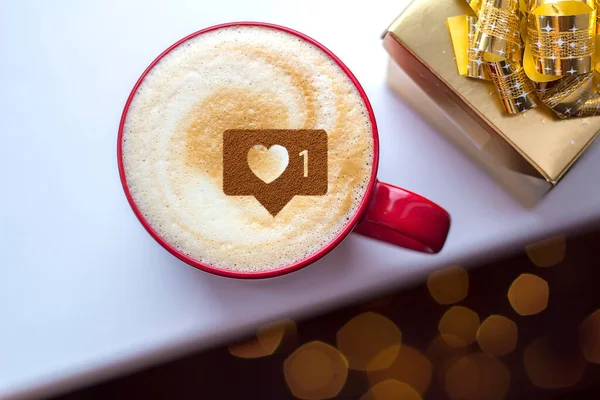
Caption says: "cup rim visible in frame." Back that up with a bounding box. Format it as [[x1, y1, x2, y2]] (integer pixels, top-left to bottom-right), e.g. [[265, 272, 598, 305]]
[[117, 21, 380, 279]]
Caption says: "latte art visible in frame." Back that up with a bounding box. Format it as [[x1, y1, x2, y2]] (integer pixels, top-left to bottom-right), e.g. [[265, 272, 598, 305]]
[[122, 25, 374, 272]]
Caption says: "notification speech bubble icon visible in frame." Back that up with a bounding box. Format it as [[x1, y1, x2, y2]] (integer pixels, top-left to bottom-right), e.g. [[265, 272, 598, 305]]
[[223, 129, 328, 216]]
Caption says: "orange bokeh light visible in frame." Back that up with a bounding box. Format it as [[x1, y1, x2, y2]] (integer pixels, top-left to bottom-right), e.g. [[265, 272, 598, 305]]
[[525, 235, 566, 267], [579, 309, 600, 363], [445, 353, 510, 400], [508, 274, 549, 316], [337, 312, 402, 371], [360, 379, 422, 400], [524, 335, 587, 389], [439, 306, 480, 347], [368, 345, 432, 395], [229, 319, 296, 358], [427, 265, 469, 305], [284, 341, 348, 399], [477, 315, 518, 356]]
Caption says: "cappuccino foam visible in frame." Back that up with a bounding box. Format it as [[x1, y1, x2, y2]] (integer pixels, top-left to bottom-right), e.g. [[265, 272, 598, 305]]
[[122, 25, 374, 272]]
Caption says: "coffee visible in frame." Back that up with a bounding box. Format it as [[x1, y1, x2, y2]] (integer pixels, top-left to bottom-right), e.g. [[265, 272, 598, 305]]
[[122, 25, 374, 272]]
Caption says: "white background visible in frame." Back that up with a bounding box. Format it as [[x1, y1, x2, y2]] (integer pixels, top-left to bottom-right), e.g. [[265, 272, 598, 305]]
[[1, 0, 600, 398]]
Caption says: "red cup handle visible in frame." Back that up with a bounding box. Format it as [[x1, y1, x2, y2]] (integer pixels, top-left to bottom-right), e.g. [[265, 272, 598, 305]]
[[354, 180, 451, 253]]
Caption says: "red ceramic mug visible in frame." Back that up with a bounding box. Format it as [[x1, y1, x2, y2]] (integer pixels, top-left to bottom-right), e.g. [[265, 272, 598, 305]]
[[118, 22, 451, 279]]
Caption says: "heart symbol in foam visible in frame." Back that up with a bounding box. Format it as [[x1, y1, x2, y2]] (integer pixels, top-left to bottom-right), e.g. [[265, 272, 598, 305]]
[[247, 144, 289, 184]]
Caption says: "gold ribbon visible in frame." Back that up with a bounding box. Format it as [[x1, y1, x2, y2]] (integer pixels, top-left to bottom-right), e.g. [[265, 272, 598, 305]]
[[448, 0, 600, 118], [468, 16, 492, 79]]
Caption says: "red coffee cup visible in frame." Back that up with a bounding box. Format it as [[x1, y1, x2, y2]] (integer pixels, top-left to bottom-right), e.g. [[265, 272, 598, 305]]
[[118, 22, 451, 279]]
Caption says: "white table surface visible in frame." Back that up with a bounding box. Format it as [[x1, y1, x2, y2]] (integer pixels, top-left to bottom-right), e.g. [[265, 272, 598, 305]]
[[2, 0, 600, 398]]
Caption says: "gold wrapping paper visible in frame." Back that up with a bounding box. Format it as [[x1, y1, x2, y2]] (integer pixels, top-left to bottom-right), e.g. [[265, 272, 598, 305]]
[[383, 0, 600, 194]]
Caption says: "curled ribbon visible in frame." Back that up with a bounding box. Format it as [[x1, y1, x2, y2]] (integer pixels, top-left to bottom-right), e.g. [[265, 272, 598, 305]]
[[448, 0, 600, 118]]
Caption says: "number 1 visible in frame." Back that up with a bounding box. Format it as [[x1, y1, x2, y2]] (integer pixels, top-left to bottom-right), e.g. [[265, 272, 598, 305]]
[[299, 150, 308, 177]]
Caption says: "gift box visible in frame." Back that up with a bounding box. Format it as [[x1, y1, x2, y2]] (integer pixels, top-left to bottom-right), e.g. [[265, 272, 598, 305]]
[[382, 0, 600, 207]]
